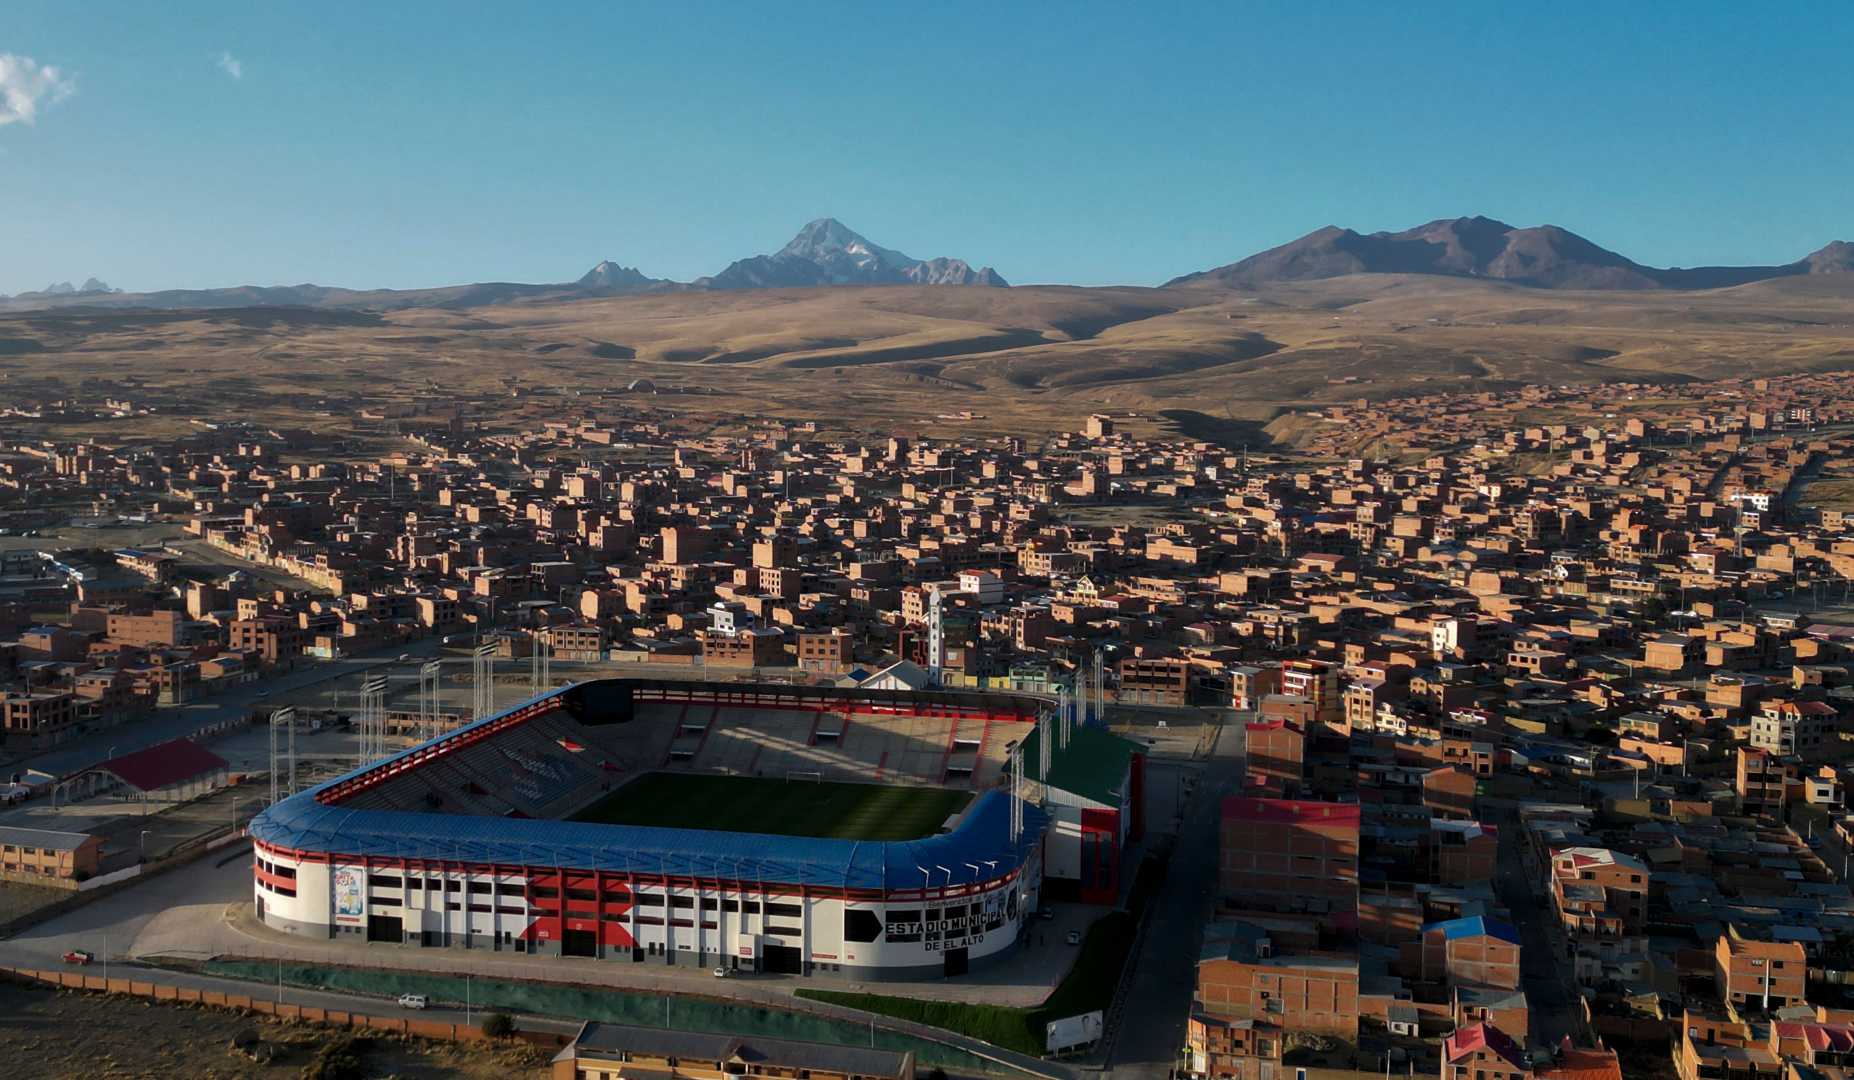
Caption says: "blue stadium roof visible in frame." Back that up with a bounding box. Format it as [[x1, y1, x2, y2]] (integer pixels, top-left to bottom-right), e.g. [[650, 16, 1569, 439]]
[[250, 692, 1045, 892]]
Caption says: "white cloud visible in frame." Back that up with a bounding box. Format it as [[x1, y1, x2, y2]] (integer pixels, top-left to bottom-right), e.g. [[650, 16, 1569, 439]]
[[217, 51, 243, 80], [0, 53, 75, 126]]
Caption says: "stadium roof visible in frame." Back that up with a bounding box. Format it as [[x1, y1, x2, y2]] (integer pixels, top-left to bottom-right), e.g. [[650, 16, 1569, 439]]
[[89, 738, 228, 792], [254, 781, 1044, 892], [1014, 723, 1142, 807], [251, 689, 1046, 892]]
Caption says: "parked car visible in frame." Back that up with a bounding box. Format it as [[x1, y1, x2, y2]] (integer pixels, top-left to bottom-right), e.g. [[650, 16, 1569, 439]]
[[62, 951, 93, 965], [1037, 907, 1056, 921], [712, 966, 730, 978], [397, 994, 428, 1009], [1065, 930, 1082, 946]]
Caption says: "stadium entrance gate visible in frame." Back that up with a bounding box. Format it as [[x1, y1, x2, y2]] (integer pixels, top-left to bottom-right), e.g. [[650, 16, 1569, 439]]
[[763, 944, 804, 975], [562, 927, 598, 958], [943, 947, 969, 977], [367, 914, 402, 944]]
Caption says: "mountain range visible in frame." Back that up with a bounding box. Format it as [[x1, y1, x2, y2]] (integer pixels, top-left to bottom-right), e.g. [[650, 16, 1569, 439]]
[[5, 216, 1850, 314], [0, 219, 1002, 313], [1167, 216, 1854, 291], [696, 218, 1006, 289], [14, 278, 118, 299]]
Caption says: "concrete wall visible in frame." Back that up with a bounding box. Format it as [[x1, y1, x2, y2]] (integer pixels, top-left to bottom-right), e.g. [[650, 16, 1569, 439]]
[[0, 964, 518, 1046]]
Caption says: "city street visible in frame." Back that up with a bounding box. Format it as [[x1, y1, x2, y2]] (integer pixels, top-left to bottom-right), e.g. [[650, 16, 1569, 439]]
[[1107, 719, 1243, 1080], [1490, 801, 1583, 1049]]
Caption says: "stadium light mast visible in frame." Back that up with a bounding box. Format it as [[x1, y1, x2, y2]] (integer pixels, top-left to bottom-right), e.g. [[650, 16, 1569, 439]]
[[420, 660, 443, 741], [1082, 652, 1097, 726], [531, 631, 551, 693], [268, 706, 296, 805], [359, 675, 388, 766], [1037, 710, 1052, 783], [473, 642, 497, 719]]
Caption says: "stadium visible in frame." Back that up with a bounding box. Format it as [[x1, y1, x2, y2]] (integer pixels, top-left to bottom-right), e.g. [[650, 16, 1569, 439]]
[[248, 677, 1144, 980]]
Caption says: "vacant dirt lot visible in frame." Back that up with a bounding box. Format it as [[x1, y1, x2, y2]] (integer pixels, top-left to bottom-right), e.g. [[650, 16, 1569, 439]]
[[0, 980, 550, 1079]]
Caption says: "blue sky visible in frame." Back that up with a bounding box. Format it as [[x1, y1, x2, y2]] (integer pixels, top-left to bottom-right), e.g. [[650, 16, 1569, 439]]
[[3, 2, 1850, 294]]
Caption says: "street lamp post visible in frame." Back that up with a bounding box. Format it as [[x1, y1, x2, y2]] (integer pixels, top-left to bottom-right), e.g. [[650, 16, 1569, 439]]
[[139, 829, 149, 863], [466, 973, 473, 1026]]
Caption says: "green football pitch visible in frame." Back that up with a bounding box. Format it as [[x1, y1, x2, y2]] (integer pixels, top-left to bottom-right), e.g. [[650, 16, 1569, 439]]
[[570, 772, 973, 841]]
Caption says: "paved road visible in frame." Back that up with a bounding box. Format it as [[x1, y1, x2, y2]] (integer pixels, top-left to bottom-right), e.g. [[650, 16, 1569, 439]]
[[0, 844, 579, 1036], [1489, 800, 1581, 1049], [1108, 720, 1244, 1080], [0, 840, 1070, 1078], [4, 637, 447, 779]]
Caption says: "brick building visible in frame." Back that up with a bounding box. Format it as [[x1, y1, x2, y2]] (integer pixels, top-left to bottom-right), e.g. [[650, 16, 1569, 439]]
[[1195, 920, 1360, 1039], [1243, 719, 1305, 792], [1416, 915, 1522, 990], [1714, 930, 1807, 1012], [1219, 797, 1359, 919]]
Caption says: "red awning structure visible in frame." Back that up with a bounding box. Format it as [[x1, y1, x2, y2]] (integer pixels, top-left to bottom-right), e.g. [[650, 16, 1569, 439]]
[[90, 738, 229, 793]]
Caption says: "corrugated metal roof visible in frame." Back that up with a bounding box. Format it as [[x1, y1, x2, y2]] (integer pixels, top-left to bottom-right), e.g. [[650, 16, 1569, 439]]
[[253, 682, 1047, 889], [91, 738, 228, 792], [252, 776, 1043, 891], [0, 825, 95, 851], [1015, 723, 1141, 807], [1424, 915, 1521, 945]]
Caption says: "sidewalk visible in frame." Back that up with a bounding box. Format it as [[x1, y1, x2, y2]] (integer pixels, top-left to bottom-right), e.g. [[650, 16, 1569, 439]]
[[173, 903, 1072, 1079], [174, 893, 1097, 1010]]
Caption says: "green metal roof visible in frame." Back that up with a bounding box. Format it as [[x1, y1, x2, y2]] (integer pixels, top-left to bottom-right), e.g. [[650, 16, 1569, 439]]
[[1014, 723, 1141, 807]]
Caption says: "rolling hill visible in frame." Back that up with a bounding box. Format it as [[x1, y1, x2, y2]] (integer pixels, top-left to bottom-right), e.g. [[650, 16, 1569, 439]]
[[1169, 216, 1853, 291]]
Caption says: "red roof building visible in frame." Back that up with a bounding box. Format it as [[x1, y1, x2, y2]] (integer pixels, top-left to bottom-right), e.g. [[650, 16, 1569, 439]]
[[1444, 1021, 1529, 1080]]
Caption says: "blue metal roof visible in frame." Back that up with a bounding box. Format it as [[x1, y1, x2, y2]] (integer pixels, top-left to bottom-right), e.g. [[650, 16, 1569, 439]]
[[1422, 915, 1521, 945], [249, 691, 1044, 892]]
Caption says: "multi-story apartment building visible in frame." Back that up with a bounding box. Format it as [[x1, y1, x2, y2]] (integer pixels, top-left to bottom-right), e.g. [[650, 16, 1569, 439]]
[[2, 691, 78, 743], [1736, 747, 1787, 818], [1416, 916, 1521, 990], [1749, 698, 1837, 758], [1550, 846, 1650, 985], [1714, 930, 1807, 1013], [1243, 719, 1305, 792], [1184, 1014, 1284, 1080], [1116, 655, 1190, 706], [1196, 921, 1360, 1040], [1220, 797, 1359, 918]]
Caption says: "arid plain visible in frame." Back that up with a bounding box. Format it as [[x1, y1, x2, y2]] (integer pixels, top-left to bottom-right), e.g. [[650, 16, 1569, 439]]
[[5, 273, 1854, 444]]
